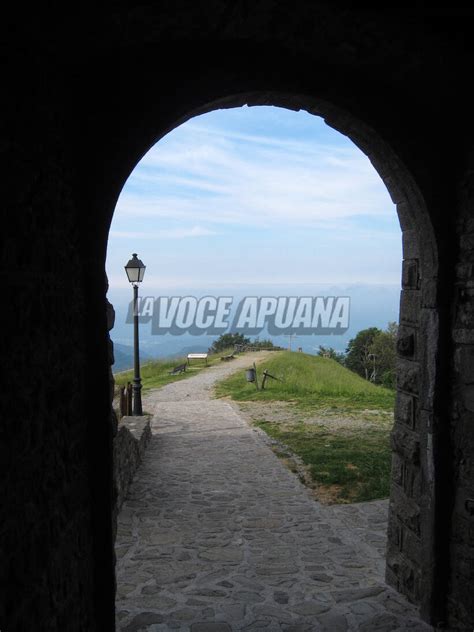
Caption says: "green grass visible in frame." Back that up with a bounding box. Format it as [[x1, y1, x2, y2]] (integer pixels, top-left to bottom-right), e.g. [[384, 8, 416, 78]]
[[255, 419, 391, 503], [114, 348, 233, 393], [215, 351, 395, 412], [215, 351, 394, 503]]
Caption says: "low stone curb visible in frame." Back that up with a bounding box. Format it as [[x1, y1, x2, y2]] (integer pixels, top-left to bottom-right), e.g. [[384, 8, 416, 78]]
[[114, 415, 152, 511]]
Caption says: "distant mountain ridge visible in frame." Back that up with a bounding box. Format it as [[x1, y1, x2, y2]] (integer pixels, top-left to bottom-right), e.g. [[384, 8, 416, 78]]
[[112, 342, 153, 372], [171, 344, 209, 358], [108, 283, 401, 358]]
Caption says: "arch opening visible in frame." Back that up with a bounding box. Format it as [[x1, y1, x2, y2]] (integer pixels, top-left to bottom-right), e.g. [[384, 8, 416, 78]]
[[104, 92, 442, 628]]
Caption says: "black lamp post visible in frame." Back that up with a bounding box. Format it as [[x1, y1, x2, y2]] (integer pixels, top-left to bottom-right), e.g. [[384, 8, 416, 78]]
[[124, 253, 146, 415]]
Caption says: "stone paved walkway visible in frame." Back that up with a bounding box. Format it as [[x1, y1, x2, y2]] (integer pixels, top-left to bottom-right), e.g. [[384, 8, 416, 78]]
[[115, 355, 432, 631]]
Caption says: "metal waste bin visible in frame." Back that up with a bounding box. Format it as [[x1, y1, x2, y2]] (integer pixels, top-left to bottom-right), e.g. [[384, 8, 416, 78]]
[[246, 367, 256, 382]]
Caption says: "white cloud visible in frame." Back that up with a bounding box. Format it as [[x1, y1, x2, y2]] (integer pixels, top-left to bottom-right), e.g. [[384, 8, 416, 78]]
[[107, 108, 400, 288], [115, 122, 392, 230], [109, 226, 217, 239]]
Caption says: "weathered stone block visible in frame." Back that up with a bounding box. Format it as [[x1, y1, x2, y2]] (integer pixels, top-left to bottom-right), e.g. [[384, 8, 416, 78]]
[[403, 463, 422, 498], [402, 259, 420, 290], [453, 329, 474, 344], [385, 565, 400, 591], [391, 453, 404, 487], [385, 550, 420, 602], [397, 326, 416, 359], [450, 541, 474, 582], [458, 249, 474, 265], [395, 200, 415, 230], [454, 345, 474, 383], [451, 512, 474, 546], [455, 292, 474, 329], [395, 392, 416, 428], [402, 229, 420, 259], [421, 278, 438, 309], [391, 427, 420, 464], [387, 514, 402, 549], [463, 385, 474, 412], [457, 452, 474, 487], [401, 524, 422, 565], [399, 290, 421, 325], [390, 485, 421, 535], [456, 262, 473, 281], [396, 360, 420, 394], [418, 310, 438, 399]]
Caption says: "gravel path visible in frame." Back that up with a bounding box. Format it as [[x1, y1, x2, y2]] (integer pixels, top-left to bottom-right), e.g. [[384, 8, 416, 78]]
[[115, 355, 431, 631]]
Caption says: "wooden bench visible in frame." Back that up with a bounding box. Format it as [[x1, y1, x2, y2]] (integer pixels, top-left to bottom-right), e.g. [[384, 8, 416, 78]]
[[220, 353, 235, 361], [187, 353, 208, 365], [168, 362, 187, 375]]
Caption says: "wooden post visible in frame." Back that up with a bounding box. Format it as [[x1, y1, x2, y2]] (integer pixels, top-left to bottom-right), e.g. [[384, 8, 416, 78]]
[[126, 382, 133, 415], [253, 362, 259, 391], [119, 386, 125, 418]]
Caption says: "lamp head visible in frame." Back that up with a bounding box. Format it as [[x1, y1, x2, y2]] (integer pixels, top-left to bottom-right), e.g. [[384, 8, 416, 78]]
[[124, 253, 146, 285]]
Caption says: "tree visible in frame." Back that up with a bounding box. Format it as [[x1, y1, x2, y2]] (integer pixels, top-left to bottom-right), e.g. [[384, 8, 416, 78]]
[[345, 327, 381, 380], [316, 345, 345, 365], [369, 322, 398, 388], [209, 332, 250, 354], [250, 338, 279, 349], [345, 323, 398, 388]]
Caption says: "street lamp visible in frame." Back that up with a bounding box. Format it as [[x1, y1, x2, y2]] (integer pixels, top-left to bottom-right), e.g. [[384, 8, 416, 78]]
[[124, 253, 146, 415]]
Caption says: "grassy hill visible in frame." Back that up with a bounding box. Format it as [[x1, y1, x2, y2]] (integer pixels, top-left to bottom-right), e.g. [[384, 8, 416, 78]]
[[215, 351, 394, 412]]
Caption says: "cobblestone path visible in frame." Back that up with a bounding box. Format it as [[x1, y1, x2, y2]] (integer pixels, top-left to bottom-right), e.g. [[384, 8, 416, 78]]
[[115, 355, 431, 632]]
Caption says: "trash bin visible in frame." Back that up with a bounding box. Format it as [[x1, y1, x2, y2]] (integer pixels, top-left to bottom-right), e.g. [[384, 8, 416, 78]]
[[246, 367, 256, 382]]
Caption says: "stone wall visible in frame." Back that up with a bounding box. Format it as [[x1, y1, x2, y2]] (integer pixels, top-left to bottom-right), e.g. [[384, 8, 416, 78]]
[[447, 162, 474, 629], [0, 68, 106, 630], [385, 228, 426, 608], [114, 417, 152, 513]]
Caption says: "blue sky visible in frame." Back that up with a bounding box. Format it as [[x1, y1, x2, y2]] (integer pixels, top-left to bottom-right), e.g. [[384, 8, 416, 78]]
[[106, 106, 401, 294]]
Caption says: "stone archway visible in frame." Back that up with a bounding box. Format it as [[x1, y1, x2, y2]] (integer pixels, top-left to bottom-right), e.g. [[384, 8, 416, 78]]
[[105, 92, 443, 625], [7, 6, 473, 630]]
